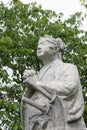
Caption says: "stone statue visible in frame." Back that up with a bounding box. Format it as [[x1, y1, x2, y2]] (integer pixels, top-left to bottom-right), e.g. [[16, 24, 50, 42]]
[[21, 35, 86, 130]]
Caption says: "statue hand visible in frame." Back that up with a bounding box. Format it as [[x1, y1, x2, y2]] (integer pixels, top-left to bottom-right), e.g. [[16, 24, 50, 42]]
[[24, 78, 36, 86], [23, 69, 37, 83]]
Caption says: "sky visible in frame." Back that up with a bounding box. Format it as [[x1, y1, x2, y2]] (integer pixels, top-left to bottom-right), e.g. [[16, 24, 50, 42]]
[[2, 0, 87, 30], [21, 0, 86, 18]]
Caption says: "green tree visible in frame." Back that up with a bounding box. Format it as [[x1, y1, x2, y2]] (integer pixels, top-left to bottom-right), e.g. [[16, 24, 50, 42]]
[[80, 0, 87, 8], [0, 0, 87, 129]]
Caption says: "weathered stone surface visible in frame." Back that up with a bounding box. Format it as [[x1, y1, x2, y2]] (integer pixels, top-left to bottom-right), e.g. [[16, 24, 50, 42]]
[[21, 35, 86, 130]]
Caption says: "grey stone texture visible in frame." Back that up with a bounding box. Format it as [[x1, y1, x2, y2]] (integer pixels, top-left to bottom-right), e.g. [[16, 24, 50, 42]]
[[21, 35, 86, 130]]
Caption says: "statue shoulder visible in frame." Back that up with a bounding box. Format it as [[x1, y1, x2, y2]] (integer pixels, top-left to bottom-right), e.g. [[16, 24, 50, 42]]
[[52, 60, 78, 74], [54, 59, 77, 69], [63, 62, 78, 70], [61, 63, 79, 78]]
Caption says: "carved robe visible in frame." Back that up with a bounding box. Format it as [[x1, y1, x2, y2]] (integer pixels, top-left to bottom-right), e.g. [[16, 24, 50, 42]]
[[22, 59, 86, 130]]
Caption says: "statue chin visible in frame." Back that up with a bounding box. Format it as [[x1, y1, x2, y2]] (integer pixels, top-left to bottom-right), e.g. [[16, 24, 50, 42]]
[[37, 53, 47, 61]]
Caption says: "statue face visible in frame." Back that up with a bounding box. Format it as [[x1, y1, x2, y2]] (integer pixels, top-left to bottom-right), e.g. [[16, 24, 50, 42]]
[[37, 40, 56, 60]]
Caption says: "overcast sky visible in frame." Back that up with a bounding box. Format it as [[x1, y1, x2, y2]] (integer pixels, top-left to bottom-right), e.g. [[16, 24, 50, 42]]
[[22, 0, 86, 18], [2, 0, 87, 30]]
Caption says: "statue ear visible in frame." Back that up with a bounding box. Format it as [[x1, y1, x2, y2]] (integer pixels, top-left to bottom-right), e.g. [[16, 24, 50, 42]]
[[56, 38, 65, 52]]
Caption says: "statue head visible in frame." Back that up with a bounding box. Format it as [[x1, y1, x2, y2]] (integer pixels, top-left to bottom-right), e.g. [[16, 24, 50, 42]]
[[37, 35, 65, 61]]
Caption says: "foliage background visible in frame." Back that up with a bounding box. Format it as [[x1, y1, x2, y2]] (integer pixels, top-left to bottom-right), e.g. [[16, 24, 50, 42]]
[[0, 0, 87, 129]]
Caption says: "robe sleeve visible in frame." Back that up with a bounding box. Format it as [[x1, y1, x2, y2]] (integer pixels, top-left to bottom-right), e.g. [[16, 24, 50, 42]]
[[36, 64, 80, 97], [21, 85, 35, 130]]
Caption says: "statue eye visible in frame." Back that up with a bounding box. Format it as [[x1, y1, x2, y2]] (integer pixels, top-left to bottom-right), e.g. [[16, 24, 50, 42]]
[[49, 46, 54, 49], [42, 43, 46, 45]]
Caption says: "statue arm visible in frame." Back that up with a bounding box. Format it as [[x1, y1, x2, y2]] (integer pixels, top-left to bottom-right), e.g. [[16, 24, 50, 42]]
[[36, 65, 80, 97]]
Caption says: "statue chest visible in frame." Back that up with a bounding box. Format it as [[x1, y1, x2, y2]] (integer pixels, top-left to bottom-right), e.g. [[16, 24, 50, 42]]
[[38, 64, 63, 82]]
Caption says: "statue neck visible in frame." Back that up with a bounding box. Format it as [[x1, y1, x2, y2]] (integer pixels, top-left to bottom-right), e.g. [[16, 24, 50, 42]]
[[42, 55, 61, 66]]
